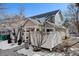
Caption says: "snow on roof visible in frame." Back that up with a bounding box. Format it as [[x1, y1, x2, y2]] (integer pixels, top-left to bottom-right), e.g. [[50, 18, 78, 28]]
[[29, 18, 41, 25]]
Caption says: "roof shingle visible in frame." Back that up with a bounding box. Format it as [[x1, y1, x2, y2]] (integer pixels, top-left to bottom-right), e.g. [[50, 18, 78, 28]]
[[30, 10, 59, 18]]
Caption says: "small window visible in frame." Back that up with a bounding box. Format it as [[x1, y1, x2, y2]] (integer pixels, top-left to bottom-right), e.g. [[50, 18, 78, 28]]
[[27, 30, 30, 32], [46, 29, 53, 32], [37, 29, 39, 31], [26, 37, 28, 39], [31, 28, 34, 31]]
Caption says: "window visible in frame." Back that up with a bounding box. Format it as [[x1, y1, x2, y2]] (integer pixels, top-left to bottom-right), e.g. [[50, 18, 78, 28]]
[[46, 29, 53, 32], [31, 28, 34, 31], [37, 29, 39, 31]]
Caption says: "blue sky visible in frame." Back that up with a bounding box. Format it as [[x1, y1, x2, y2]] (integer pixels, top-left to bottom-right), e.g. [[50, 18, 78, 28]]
[[4, 3, 69, 17]]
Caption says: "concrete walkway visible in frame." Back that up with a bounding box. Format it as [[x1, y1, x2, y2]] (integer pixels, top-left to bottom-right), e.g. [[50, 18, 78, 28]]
[[0, 44, 26, 56]]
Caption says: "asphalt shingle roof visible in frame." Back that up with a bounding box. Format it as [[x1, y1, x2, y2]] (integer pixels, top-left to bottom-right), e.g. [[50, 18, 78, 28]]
[[30, 10, 59, 18], [29, 10, 59, 24]]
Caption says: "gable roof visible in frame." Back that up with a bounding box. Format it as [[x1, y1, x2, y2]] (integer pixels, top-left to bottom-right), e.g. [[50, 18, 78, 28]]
[[29, 18, 41, 25], [30, 10, 59, 19], [29, 10, 59, 24], [23, 18, 41, 26]]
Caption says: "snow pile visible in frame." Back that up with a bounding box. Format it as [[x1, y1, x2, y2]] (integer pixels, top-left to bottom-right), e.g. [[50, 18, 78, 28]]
[[46, 52, 65, 56], [0, 40, 24, 50], [16, 47, 34, 56], [70, 48, 79, 51], [17, 47, 48, 56], [32, 54, 40, 56], [69, 48, 79, 56]]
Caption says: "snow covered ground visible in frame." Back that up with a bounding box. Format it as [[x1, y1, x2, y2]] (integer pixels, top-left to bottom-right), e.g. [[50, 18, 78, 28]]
[[16, 46, 65, 56], [0, 40, 24, 50], [17, 48, 48, 56]]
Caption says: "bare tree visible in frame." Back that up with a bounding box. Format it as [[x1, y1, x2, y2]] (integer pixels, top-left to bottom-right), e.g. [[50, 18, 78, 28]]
[[64, 3, 79, 36], [18, 4, 25, 20], [74, 3, 79, 36], [17, 26, 23, 45], [63, 4, 79, 55]]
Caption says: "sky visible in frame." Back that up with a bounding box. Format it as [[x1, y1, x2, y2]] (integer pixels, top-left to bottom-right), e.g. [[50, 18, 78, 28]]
[[2, 3, 69, 17]]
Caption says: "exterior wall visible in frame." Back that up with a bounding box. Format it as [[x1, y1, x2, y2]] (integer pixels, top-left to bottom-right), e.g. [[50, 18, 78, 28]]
[[25, 20, 36, 26], [55, 11, 63, 26], [44, 22, 55, 32], [23, 20, 40, 42]]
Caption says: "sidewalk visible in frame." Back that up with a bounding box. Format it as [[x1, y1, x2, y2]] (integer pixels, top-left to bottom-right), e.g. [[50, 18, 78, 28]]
[[0, 43, 25, 56]]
